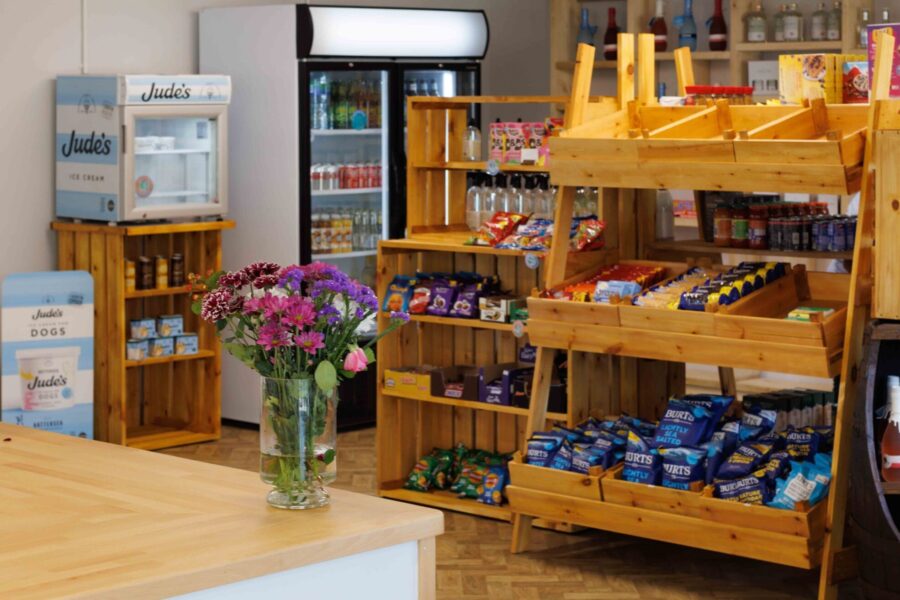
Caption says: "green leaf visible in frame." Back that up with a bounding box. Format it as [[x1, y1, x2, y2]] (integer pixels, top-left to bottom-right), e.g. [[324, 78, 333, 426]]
[[320, 449, 336, 465], [191, 301, 202, 315], [314, 360, 338, 392], [363, 347, 375, 364], [205, 270, 225, 289]]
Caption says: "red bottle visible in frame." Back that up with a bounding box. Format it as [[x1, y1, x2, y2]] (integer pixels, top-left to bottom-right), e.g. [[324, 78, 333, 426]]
[[883, 377, 900, 482], [707, 0, 728, 50], [604, 7, 621, 60], [649, 0, 668, 51]]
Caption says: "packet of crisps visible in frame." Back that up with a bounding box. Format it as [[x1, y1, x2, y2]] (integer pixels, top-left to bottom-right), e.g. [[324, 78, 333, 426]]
[[451, 457, 487, 498], [624, 428, 662, 485], [477, 466, 508, 506], [715, 440, 774, 479], [785, 427, 820, 461], [714, 473, 772, 504], [430, 449, 455, 490], [653, 398, 714, 448], [473, 212, 529, 247], [660, 446, 707, 490], [404, 455, 441, 491]]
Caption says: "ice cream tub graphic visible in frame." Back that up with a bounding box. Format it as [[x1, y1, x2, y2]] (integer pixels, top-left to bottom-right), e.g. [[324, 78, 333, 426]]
[[16, 347, 80, 411]]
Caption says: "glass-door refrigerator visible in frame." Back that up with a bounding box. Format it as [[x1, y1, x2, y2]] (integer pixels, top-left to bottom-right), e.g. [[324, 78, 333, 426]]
[[200, 4, 488, 427]]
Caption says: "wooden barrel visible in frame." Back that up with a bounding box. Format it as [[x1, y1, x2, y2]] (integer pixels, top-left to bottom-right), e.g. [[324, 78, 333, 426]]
[[849, 321, 900, 599]]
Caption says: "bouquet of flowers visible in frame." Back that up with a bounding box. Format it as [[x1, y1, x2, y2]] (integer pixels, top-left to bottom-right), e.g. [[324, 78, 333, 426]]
[[193, 261, 408, 508]]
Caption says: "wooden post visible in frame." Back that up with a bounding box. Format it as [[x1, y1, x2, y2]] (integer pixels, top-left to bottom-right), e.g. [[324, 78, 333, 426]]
[[637, 33, 655, 106], [617, 33, 635, 109], [817, 29, 894, 600], [674, 47, 694, 96]]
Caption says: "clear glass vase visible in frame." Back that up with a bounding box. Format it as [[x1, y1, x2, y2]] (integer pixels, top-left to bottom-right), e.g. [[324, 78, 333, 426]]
[[259, 377, 337, 509]]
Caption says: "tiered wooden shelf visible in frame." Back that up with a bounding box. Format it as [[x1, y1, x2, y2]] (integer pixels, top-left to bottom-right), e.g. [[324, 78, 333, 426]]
[[647, 238, 855, 260], [52, 219, 234, 450], [508, 36, 894, 600]]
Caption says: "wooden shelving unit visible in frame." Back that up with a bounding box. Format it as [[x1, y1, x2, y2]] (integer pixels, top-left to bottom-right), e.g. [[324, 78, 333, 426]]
[[52, 219, 234, 449], [506, 36, 895, 600], [375, 94, 656, 524]]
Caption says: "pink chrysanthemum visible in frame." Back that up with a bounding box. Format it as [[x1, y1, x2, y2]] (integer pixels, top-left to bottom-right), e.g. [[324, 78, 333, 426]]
[[218, 270, 250, 289], [256, 322, 293, 351], [242, 261, 281, 280], [294, 331, 325, 355], [281, 296, 317, 329]]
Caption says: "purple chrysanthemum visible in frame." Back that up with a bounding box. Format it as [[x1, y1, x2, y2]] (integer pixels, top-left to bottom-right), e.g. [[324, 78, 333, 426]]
[[390, 311, 410, 323], [278, 265, 305, 291]]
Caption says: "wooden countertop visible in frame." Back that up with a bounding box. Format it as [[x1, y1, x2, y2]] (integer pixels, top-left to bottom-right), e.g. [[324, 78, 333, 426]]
[[0, 424, 443, 599]]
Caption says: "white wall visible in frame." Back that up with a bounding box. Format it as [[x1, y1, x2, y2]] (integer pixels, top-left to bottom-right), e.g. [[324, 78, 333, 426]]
[[0, 0, 549, 281]]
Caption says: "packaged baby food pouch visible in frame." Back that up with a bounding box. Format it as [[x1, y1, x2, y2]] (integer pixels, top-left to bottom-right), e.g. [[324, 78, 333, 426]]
[[660, 447, 707, 490], [715, 440, 775, 479], [624, 429, 662, 485], [653, 398, 714, 448]]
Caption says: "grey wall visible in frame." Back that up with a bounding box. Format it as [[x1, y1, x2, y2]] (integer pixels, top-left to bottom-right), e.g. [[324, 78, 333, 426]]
[[0, 0, 549, 281]]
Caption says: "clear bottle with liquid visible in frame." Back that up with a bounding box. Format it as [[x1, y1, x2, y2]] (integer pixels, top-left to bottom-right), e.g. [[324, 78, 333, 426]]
[[656, 189, 675, 240], [827, 1, 842, 40], [481, 176, 498, 224], [675, 0, 698, 50], [811, 2, 828, 40], [744, 2, 768, 42], [880, 8, 892, 24], [858, 8, 871, 48], [466, 175, 482, 231], [463, 119, 482, 161], [881, 375, 900, 482], [774, 5, 787, 41], [783, 3, 803, 41]]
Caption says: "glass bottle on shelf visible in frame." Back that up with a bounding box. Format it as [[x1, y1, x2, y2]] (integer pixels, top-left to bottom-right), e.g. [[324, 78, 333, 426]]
[[675, 0, 698, 50], [649, 0, 668, 51], [773, 5, 786, 41], [811, 2, 828, 40], [744, 2, 768, 42], [880, 8, 892, 24], [882, 375, 900, 482], [466, 175, 482, 231], [827, 1, 842, 40], [783, 3, 803, 41], [463, 119, 482, 161], [603, 7, 621, 59], [577, 7, 598, 47], [481, 176, 498, 224], [858, 8, 871, 48], [519, 175, 534, 215], [707, 0, 728, 50], [428, 80, 440, 97]]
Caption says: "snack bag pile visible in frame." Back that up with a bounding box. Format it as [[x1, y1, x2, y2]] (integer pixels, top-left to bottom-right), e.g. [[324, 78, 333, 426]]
[[403, 445, 512, 506], [473, 213, 605, 252], [631, 261, 789, 311], [383, 272, 501, 319], [545, 263, 665, 303]]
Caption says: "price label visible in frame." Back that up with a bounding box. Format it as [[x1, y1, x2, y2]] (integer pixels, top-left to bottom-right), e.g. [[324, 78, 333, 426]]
[[485, 159, 500, 177], [524, 253, 541, 270], [512, 320, 525, 338]]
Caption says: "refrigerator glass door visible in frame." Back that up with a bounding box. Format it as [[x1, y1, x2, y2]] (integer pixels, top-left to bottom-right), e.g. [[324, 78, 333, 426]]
[[308, 69, 388, 292], [123, 105, 227, 221]]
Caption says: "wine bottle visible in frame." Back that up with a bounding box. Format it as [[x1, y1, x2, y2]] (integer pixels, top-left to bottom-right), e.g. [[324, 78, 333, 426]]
[[649, 0, 668, 51], [576, 7, 598, 46], [675, 0, 698, 51], [707, 0, 728, 50], [603, 7, 621, 60]]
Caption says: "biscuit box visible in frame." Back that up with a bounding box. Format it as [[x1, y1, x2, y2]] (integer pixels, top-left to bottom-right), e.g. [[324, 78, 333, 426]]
[[149, 337, 174, 357], [157, 314, 184, 337], [174, 333, 198, 355], [126, 339, 149, 361], [479, 296, 525, 323], [129, 318, 156, 340], [384, 366, 435, 400]]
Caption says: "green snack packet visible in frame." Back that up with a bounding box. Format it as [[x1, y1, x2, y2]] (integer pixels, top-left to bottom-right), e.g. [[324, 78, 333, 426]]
[[451, 458, 487, 498], [404, 455, 440, 492], [430, 449, 455, 490]]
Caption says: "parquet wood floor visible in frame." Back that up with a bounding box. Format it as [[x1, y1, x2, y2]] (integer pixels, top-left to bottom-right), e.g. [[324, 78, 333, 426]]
[[162, 425, 832, 599]]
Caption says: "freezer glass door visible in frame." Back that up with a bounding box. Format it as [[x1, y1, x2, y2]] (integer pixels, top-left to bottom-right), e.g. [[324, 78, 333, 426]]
[[309, 69, 388, 290], [124, 105, 227, 220]]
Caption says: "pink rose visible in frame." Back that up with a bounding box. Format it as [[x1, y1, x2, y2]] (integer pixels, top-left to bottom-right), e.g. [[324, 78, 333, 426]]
[[343, 347, 368, 373]]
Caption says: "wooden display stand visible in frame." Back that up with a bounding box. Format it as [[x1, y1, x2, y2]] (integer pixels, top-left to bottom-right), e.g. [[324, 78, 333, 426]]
[[506, 34, 895, 600], [374, 93, 689, 523], [51, 220, 233, 450]]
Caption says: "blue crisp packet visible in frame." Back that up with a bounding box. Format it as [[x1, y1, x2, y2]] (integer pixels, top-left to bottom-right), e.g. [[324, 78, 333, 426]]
[[683, 394, 734, 439], [711, 419, 741, 455], [715, 441, 774, 480], [593, 280, 643, 303], [549, 440, 574, 471], [551, 426, 583, 444], [759, 451, 791, 481], [714, 474, 772, 504], [785, 427, 820, 461], [623, 429, 661, 484], [741, 405, 777, 434], [660, 447, 707, 490], [768, 454, 832, 510], [591, 430, 627, 454], [571, 445, 605, 474], [616, 414, 657, 437], [526, 435, 562, 466], [477, 466, 507, 506], [653, 398, 713, 448], [702, 440, 725, 485]]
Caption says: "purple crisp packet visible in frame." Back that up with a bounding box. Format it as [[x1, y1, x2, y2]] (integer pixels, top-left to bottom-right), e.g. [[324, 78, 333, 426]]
[[426, 282, 457, 316], [449, 284, 481, 318]]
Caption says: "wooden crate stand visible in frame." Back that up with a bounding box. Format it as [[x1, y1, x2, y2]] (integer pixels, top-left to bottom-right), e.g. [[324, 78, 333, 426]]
[[507, 34, 896, 600], [52, 220, 233, 450]]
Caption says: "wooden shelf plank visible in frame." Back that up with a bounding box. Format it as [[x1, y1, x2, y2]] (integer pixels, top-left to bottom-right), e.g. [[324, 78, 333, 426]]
[[126, 425, 219, 450], [735, 41, 844, 52], [555, 51, 729, 73], [382, 387, 567, 421], [380, 230, 615, 260], [51, 220, 235, 236], [410, 161, 548, 173], [125, 350, 215, 368], [648, 238, 854, 260], [410, 314, 518, 332], [125, 285, 194, 299], [380, 485, 512, 521]]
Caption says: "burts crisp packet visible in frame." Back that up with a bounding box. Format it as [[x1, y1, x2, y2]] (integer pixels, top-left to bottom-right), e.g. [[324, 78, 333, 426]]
[[623, 429, 662, 485], [653, 398, 714, 448], [714, 474, 772, 504], [715, 440, 774, 480], [683, 394, 734, 439], [660, 446, 707, 490]]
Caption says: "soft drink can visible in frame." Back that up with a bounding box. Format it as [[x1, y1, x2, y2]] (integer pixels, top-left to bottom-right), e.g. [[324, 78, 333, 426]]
[[310, 164, 322, 191], [366, 163, 377, 188], [339, 165, 348, 189]]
